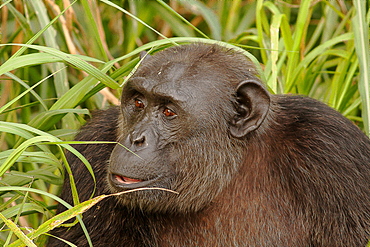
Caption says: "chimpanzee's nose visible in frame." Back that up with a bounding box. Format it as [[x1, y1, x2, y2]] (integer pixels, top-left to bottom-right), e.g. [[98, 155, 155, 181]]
[[133, 135, 146, 147], [128, 131, 148, 151]]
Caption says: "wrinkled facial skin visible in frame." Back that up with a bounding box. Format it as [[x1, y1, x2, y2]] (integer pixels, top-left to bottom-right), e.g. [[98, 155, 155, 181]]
[[107, 56, 246, 213]]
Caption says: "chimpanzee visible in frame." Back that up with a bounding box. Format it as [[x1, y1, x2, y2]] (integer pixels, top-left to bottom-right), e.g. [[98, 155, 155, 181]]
[[48, 43, 370, 247]]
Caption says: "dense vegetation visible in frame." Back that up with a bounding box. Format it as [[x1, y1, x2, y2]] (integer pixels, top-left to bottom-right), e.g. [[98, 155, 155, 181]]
[[0, 0, 369, 246]]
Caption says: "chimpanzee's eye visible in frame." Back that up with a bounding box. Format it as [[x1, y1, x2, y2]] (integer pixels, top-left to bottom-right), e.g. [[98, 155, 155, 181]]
[[134, 99, 145, 109], [163, 108, 177, 117]]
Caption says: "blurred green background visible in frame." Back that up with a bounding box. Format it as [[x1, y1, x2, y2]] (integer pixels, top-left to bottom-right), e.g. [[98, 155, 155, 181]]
[[0, 0, 369, 246]]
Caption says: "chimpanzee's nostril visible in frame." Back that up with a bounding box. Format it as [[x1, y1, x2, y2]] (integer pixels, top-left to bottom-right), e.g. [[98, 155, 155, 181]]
[[133, 136, 146, 147]]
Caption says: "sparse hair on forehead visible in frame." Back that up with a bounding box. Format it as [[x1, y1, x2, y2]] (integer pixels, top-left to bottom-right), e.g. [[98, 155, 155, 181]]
[[136, 43, 260, 83]]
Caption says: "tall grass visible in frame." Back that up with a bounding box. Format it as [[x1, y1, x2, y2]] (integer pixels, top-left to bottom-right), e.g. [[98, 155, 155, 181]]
[[0, 0, 369, 246]]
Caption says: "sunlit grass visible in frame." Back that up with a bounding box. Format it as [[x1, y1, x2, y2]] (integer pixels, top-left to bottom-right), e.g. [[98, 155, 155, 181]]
[[0, 0, 368, 245]]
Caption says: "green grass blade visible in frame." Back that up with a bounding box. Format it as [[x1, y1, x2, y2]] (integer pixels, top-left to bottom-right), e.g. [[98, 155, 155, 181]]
[[1, 203, 46, 219], [3, 2, 33, 38], [0, 213, 37, 247], [45, 235, 77, 247], [285, 0, 312, 92], [353, 0, 370, 135], [156, 0, 210, 39], [224, 0, 242, 36], [0, 187, 73, 208], [0, 69, 64, 114], [151, 2, 195, 37], [0, 136, 57, 176], [80, 0, 109, 61], [0, 122, 95, 185], [0, 186, 89, 247], [182, 1, 221, 40], [100, 0, 177, 45], [0, 0, 12, 8], [288, 33, 354, 92], [7, 188, 179, 247], [28, 109, 89, 131], [29, 0, 69, 97], [0, 53, 103, 75], [255, 0, 268, 63], [0, 151, 59, 168], [4, 72, 49, 111], [0, 44, 119, 88], [1, 0, 77, 61], [268, 13, 283, 93], [25, 195, 108, 243]]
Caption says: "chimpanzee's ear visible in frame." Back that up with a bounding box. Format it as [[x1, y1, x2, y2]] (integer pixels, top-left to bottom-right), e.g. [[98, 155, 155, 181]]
[[230, 80, 270, 138], [139, 51, 151, 62]]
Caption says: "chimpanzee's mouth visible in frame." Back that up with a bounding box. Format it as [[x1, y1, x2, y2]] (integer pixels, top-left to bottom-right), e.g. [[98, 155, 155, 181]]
[[114, 174, 143, 184], [110, 173, 160, 189]]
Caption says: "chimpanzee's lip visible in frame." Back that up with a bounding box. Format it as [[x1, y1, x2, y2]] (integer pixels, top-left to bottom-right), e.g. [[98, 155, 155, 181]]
[[110, 173, 160, 189], [115, 174, 143, 184]]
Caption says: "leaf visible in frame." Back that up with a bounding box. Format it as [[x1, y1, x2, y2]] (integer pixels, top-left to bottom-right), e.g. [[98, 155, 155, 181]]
[[0, 44, 119, 89], [2, 167, 63, 187], [353, 0, 370, 136], [155, 0, 208, 39], [0, 213, 37, 247], [28, 108, 89, 131], [7, 188, 178, 247], [1, 203, 46, 219], [0, 186, 90, 247], [100, 0, 178, 44], [181, 0, 221, 40]]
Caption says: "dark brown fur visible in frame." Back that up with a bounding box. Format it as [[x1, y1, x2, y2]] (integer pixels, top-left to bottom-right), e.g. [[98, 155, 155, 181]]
[[48, 44, 370, 247]]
